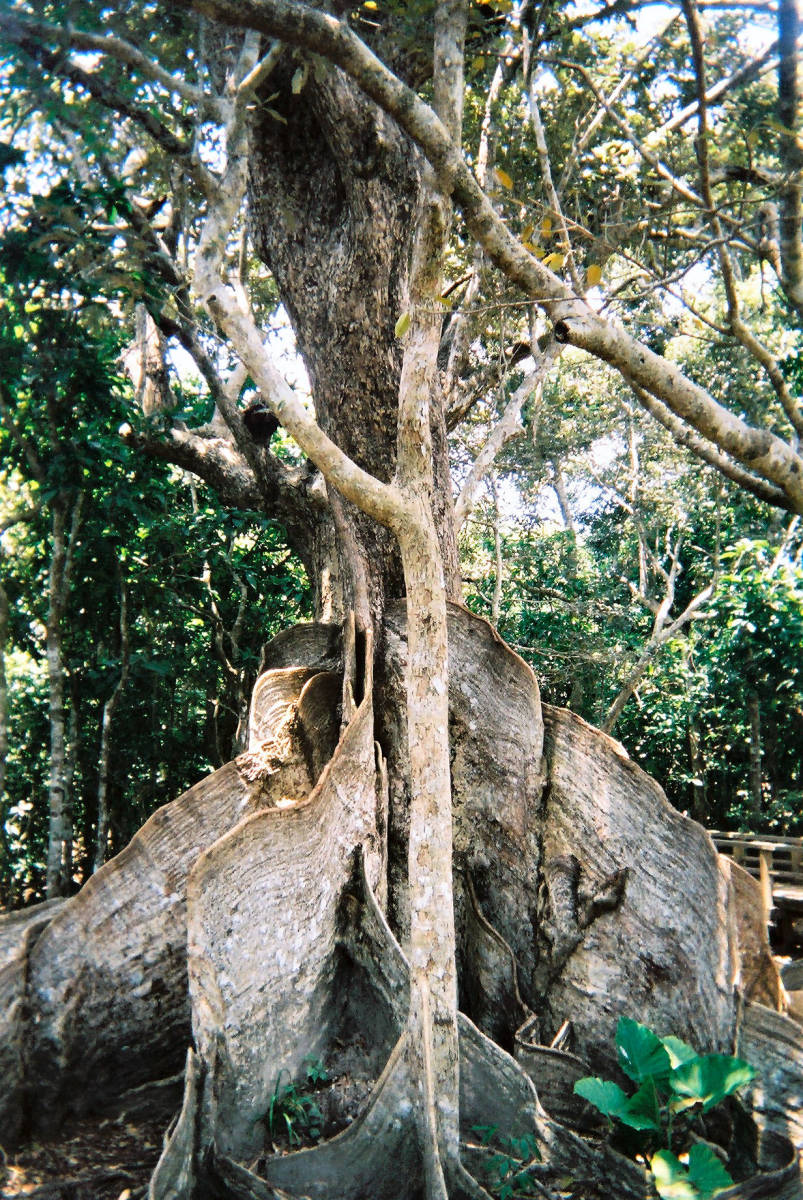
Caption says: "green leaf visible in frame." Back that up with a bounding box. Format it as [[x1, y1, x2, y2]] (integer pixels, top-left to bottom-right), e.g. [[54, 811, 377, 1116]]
[[291, 64, 308, 94], [670, 1054, 757, 1113], [394, 311, 411, 338], [650, 1150, 699, 1200], [573, 1076, 630, 1120], [687, 1144, 734, 1198], [619, 1077, 662, 1132], [617, 1016, 672, 1085], [661, 1035, 698, 1070]]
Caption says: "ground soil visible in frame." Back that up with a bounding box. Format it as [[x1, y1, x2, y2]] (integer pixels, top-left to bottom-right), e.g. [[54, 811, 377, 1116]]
[[1, 1111, 166, 1199]]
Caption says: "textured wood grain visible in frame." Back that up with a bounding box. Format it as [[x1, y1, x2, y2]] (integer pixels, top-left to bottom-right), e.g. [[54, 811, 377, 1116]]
[[258, 622, 341, 674], [382, 601, 544, 1033], [539, 704, 738, 1071], [741, 1002, 803, 1154], [187, 671, 381, 1159], [0, 902, 65, 1146], [248, 666, 318, 749], [721, 856, 783, 1009], [21, 759, 262, 1134]]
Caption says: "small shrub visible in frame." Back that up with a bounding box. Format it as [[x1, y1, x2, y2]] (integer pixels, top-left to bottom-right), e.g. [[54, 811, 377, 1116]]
[[472, 1124, 542, 1199], [574, 1016, 756, 1199], [267, 1059, 328, 1146]]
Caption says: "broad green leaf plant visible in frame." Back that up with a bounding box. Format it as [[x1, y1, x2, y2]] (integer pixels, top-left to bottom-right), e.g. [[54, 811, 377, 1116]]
[[574, 1017, 756, 1199]]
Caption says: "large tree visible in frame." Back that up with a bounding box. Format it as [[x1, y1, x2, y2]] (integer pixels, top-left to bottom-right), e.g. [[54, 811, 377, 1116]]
[[1, 2, 802, 1198]]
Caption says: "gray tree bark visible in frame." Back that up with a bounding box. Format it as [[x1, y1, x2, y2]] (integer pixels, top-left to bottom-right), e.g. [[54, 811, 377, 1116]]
[[2, 609, 801, 1198]]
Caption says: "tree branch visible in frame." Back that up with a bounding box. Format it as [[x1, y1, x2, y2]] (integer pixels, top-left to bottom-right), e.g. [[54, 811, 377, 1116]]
[[631, 385, 794, 510], [172, 0, 803, 511], [0, 12, 207, 178], [682, 0, 803, 436], [190, 38, 403, 531], [9, 12, 218, 115], [777, 0, 803, 321], [454, 340, 560, 526]]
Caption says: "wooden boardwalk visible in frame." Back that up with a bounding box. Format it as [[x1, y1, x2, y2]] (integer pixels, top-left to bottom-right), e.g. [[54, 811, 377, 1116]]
[[711, 830, 803, 949]]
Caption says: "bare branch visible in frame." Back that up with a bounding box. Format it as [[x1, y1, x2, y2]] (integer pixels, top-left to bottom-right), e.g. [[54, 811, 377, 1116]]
[[526, 82, 583, 293], [682, 0, 803, 436], [12, 13, 218, 115], [602, 569, 716, 734], [1, 12, 196, 167], [189, 49, 403, 531], [557, 11, 679, 196], [650, 43, 779, 139], [169, 0, 803, 508], [632, 386, 794, 510], [455, 340, 560, 526], [237, 40, 284, 94], [777, 0, 803, 320], [443, 23, 517, 399]]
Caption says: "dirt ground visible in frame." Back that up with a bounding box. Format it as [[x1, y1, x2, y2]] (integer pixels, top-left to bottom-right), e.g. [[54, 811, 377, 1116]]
[[0, 1112, 166, 1200]]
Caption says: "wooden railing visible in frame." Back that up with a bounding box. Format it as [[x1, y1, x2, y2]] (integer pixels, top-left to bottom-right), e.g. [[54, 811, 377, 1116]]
[[710, 830, 803, 947]]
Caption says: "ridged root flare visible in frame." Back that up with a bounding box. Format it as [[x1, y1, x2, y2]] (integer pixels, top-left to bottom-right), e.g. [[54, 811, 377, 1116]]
[[0, 607, 801, 1197]]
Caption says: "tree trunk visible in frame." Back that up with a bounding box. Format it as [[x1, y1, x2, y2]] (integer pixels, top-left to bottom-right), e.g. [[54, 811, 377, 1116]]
[[94, 576, 130, 874], [3, 607, 800, 1198], [247, 61, 460, 624], [61, 698, 79, 892], [687, 714, 708, 822], [45, 495, 83, 897], [748, 689, 763, 817], [0, 576, 9, 896], [45, 501, 69, 899]]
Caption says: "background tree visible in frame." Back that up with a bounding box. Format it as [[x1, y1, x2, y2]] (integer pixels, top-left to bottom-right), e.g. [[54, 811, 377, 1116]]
[[0, 232, 309, 904]]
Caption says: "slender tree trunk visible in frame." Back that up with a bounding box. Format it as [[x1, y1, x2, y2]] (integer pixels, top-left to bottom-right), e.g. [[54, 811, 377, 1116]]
[[748, 689, 763, 816], [399, 514, 457, 1196], [61, 698, 79, 891], [687, 714, 708, 822], [45, 501, 68, 898], [94, 575, 130, 873], [602, 638, 662, 734], [45, 496, 83, 897], [0, 576, 10, 892], [489, 480, 503, 627]]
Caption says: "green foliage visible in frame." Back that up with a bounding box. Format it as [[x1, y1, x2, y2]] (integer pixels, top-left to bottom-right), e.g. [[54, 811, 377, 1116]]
[[617, 539, 803, 832], [302, 1055, 329, 1085], [267, 1061, 328, 1146], [0, 223, 311, 906], [471, 1126, 542, 1199], [651, 1146, 734, 1200], [463, 441, 803, 835], [574, 1018, 757, 1198]]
